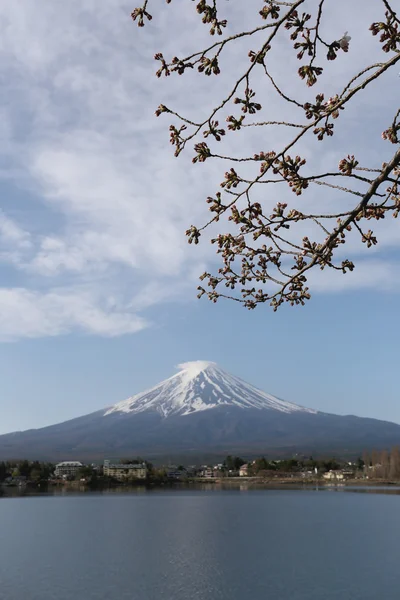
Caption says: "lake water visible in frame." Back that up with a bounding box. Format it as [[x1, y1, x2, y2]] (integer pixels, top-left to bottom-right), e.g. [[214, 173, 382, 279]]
[[1, 487, 399, 600]]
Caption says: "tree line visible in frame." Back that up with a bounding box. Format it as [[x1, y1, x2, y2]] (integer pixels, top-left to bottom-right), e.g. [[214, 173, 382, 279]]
[[225, 455, 361, 476], [0, 460, 55, 483], [2, 450, 400, 483], [363, 447, 400, 480]]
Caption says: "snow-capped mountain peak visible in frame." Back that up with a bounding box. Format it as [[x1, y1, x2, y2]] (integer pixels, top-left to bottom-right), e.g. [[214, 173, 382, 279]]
[[104, 361, 317, 418]]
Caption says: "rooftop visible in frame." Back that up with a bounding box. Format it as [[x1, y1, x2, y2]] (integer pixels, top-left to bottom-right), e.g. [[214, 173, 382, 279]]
[[105, 463, 146, 469]]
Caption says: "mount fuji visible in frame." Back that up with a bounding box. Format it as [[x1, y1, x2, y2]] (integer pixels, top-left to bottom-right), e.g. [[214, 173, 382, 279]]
[[104, 361, 317, 418], [1, 361, 399, 461]]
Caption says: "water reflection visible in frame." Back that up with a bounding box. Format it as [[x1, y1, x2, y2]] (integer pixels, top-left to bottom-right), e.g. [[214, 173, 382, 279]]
[[2, 481, 400, 498]]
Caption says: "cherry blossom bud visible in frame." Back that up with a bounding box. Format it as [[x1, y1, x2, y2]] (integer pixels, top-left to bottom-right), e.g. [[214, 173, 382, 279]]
[[339, 32, 351, 52]]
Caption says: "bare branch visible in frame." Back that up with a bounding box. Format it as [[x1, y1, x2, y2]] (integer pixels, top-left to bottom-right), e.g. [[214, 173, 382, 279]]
[[135, 0, 400, 310]]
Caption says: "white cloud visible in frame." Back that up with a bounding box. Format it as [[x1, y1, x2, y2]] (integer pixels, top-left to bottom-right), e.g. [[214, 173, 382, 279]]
[[0, 0, 398, 340], [29, 136, 198, 277], [0, 210, 31, 249], [0, 210, 32, 268], [0, 287, 148, 341]]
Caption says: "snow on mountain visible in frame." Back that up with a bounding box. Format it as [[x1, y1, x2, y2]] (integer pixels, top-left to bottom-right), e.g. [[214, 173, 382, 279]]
[[104, 360, 317, 418]]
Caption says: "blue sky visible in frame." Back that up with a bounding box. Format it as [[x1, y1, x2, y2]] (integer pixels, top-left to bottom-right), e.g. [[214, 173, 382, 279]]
[[0, 1, 399, 433]]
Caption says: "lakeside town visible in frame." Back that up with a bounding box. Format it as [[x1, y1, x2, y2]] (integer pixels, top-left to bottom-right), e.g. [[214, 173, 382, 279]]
[[2, 449, 400, 490]]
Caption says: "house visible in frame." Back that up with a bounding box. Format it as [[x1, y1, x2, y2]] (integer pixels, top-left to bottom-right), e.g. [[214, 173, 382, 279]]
[[342, 469, 356, 479], [199, 467, 214, 478], [103, 460, 147, 481], [323, 470, 345, 481], [54, 461, 83, 478], [239, 464, 249, 477]]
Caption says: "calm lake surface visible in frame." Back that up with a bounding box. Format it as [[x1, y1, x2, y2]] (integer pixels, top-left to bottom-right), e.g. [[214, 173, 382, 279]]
[[1, 487, 399, 600]]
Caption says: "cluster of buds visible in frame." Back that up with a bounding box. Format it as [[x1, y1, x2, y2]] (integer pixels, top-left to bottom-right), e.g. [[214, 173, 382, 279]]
[[254, 151, 276, 175], [363, 205, 387, 221], [285, 11, 311, 41], [298, 64, 323, 87], [186, 225, 201, 245], [338, 155, 359, 175], [370, 12, 400, 53], [382, 125, 399, 144], [131, 7, 152, 27], [171, 56, 194, 75], [243, 202, 263, 222], [360, 230, 378, 248], [269, 202, 290, 230], [206, 192, 227, 219], [338, 32, 351, 52], [154, 53, 170, 78], [392, 194, 400, 219], [213, 232, 246, 254], [334, 219, 351, 242], [304, 95, 342, 121], [286, 209, 304, 222], [203, 120, 225, 141], [326, 41, 341, 61], [192, 142, 211, 163], [229, 206, 251, 227], [226, 115, 245, 131], [326, 96, 342, 119], [341, 259, 355, 273], [273, 155, 308, 195], [304, 94, 327, 120], [155, 104, 170, 117], [302, 236, 336, 268], [294, 31, 313, 60], [196, 0, 227, 35], [248, 46, 270, 64], [270, 284, 311, 311], [313, 123, 334, 141], [292, 254, 308, 271], [234, 88, 262, 114], [259, 2, 280, 21], [169, 124, 187, 156], [326, 33, 351, 60], [221, 168, 241, 190], [198, 55, 220, 76]]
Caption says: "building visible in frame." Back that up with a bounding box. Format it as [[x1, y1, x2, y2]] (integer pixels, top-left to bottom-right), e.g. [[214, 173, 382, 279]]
[[199, 467, 214, 478], [103, 460, 147, 480], [342, 469, 356, 479], [239, 464, 249, 477], [54, 461, 83, 478], [323, 470, 345, 481]]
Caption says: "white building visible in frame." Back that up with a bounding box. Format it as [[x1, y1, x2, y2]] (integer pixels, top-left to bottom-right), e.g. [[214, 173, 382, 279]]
[[55, 461, 83, 478], [239, 464, 249, 477], [103, 460, 147, 480], [323, 470, 344, 481]]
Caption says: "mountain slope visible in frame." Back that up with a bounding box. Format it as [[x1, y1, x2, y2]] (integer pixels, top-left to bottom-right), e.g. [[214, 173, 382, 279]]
[[0, 361, 399, 461]]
